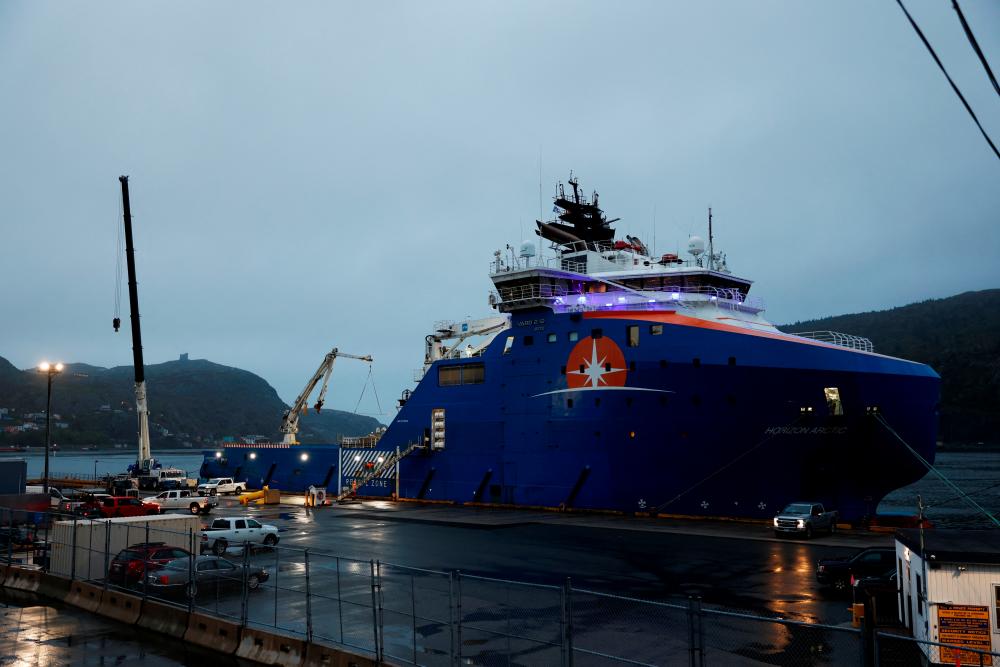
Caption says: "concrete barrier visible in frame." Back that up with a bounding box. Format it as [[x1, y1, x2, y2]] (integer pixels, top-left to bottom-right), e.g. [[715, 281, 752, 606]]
[[236, 627, 306, 666], [37, 573, 71, 600], [137, 598, 190, 638], [4, 566, 41, 593], [96, 589, 142, 624], [184, 611, 240, 654], [303, 640, 377, 667], [64, 580, 104, 612]]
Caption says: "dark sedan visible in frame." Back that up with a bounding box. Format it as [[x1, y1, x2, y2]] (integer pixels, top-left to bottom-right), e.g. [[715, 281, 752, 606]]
[[816, 547, 895, 592], [143, 555, 269, 599]]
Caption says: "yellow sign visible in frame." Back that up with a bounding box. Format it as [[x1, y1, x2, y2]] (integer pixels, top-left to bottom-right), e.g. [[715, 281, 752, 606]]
[[939, 605, 993, 666]]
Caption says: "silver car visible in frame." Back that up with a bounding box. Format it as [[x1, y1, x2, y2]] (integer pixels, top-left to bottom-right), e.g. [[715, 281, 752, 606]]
[[143, 555, 269, 599]]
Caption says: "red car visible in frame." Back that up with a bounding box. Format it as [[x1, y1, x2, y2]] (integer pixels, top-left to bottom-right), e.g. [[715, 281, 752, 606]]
[[82, 496, 160, 518], [107, 542, 193, 587]]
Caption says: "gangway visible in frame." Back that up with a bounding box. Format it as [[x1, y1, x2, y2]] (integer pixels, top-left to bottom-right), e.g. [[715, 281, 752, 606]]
[[336, 442, 423, 502]]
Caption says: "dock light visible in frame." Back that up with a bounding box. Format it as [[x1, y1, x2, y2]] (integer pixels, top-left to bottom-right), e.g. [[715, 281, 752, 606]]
[[354, 455, 361, 462], [300, 453, 309, 462], [215, 451, 222, 459], [617, 296, 626, 303], [377, 456, 385, 464], [647, 299, 656, 304], [37, 361, 64, 494], [577, 295, 587, 304], [249, 452, 257, 460], [671, 292, 680, 300]]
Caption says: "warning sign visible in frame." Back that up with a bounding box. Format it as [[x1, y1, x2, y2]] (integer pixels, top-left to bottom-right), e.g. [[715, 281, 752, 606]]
[[938, 605, 993, 666]]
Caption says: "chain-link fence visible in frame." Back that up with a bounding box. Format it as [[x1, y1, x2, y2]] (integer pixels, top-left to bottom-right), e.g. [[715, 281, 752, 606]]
[[2, 506, 999, 666]]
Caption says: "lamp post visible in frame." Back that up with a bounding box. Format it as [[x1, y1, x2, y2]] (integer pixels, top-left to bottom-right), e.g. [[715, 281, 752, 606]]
[[94, 459, 99, 482], [38, 362, 64, 494]]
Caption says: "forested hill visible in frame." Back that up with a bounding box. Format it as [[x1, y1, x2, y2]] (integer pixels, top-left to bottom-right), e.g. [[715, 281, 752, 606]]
[[782, 289, 1000, 446], [0, 356, 382, 448]]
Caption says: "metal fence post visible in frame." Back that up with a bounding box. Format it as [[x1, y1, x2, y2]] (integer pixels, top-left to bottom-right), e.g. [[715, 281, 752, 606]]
[[6, 509, 12, 564], [369, 559, 380, 662], [564, 578, 574, 667], [102, 521, 110, 590], [273, 544, 279, 628], [188, 527, 195, 614], [456, 570, 463, 666], [411, 572, 417, 665], [449, 570, 456, 665], [143, 521, 150, 599], [241, 541, 250, 627], [695, 596, 704, 667], [337, 556, 344, 644], [377, 561, 385, 661], [305, 549, 313, 643], [70, 514, 77, 581]]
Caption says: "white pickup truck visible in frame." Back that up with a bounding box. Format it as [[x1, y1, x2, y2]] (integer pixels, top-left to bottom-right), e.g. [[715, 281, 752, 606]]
[[200, 516, 280, 555], [196, 477, 247, 496], [150, 489, 219, 515]]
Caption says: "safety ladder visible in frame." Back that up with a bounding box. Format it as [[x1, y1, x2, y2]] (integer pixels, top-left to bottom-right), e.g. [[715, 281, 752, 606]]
[[336, 442, 423, 502]]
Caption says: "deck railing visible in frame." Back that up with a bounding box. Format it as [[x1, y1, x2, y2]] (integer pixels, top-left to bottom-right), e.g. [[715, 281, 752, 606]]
[[788, 330, 875, 353]]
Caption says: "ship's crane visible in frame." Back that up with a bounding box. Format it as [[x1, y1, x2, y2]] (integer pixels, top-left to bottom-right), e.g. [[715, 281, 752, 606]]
[[280, 348, 373, 445], [424, 315, 510, 371]]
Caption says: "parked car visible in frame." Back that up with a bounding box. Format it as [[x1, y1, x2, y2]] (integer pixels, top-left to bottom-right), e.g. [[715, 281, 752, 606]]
[[107, 542, 193, 587], [197, 478, 246, 496], [816, 547, 896, 592], [82, 496, 160, 519], [201, 516, 279, 555], [151, 489, 218, 515], [56, 489, 110, 515], [143, 555, 269, 599], [773, 502, 838, 538]]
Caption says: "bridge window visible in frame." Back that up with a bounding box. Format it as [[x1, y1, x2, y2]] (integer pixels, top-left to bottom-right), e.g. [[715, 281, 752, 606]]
[[439, 363, 485, 386], [650, 325, 663, 335], [627, 326, 639, 347], [824, 387, 843, 415], [439, 366, 462, 386], [524, 335, 534, 346]]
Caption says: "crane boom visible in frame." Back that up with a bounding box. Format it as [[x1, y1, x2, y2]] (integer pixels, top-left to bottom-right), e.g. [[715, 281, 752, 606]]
[[280, 348, 373, 445]]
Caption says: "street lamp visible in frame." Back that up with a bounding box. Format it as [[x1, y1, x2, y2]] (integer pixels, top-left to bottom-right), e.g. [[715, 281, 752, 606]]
[[37, 361, 64, 494], [94, 459, 99, 481]]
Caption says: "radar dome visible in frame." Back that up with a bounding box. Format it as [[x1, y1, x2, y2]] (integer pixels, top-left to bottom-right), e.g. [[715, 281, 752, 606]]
[[519, 240, 537, 258], [687, 236, 705, 256]]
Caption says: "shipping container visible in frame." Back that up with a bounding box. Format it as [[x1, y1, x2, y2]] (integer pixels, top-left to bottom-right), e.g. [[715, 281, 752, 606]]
[[49, 514, 202, 581]]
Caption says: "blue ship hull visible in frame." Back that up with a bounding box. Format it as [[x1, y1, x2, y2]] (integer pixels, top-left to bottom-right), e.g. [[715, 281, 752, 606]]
[[202, 309, 938, 521]]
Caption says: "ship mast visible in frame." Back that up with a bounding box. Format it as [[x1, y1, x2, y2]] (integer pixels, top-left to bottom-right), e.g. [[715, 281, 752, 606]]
[[118, 175, 152, 466], [708, 207, 714, 271]]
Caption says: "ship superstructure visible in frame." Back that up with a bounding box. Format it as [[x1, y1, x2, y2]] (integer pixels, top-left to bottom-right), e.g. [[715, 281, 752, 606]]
[[202, 175, 938, 521]]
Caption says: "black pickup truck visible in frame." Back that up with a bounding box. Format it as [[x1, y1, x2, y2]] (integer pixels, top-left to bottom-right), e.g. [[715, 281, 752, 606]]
[[816, 547, 896, 592]]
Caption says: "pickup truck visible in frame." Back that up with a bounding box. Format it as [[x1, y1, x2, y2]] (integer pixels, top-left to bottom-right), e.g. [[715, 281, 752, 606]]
[[200, 516, 279, 555], [26, 486, 69, 508], [150, 489, 219, 515], [81, 496, 161, 518], [817, 547, 896, 592], [196, 478, 247, 496], [773, 502, 838, 539]]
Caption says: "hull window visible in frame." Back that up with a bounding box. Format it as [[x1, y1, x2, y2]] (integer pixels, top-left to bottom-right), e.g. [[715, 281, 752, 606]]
[[650, 324, 663, 335], [824, 387, 843, 415], [627, 325, 639, 347], [524, 335, 534, 346], [547, 333, 558, 343], [503, 336, 514, 354], [568, 332, 579, 342], [591, 328, 603, 339]]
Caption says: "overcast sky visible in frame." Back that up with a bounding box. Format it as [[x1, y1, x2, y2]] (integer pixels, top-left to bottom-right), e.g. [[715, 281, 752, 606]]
[[1, 1, 998, 418]]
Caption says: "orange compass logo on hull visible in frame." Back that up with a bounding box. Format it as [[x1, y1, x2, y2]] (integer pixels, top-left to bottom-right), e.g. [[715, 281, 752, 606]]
[[566, 336, 627, 389]]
